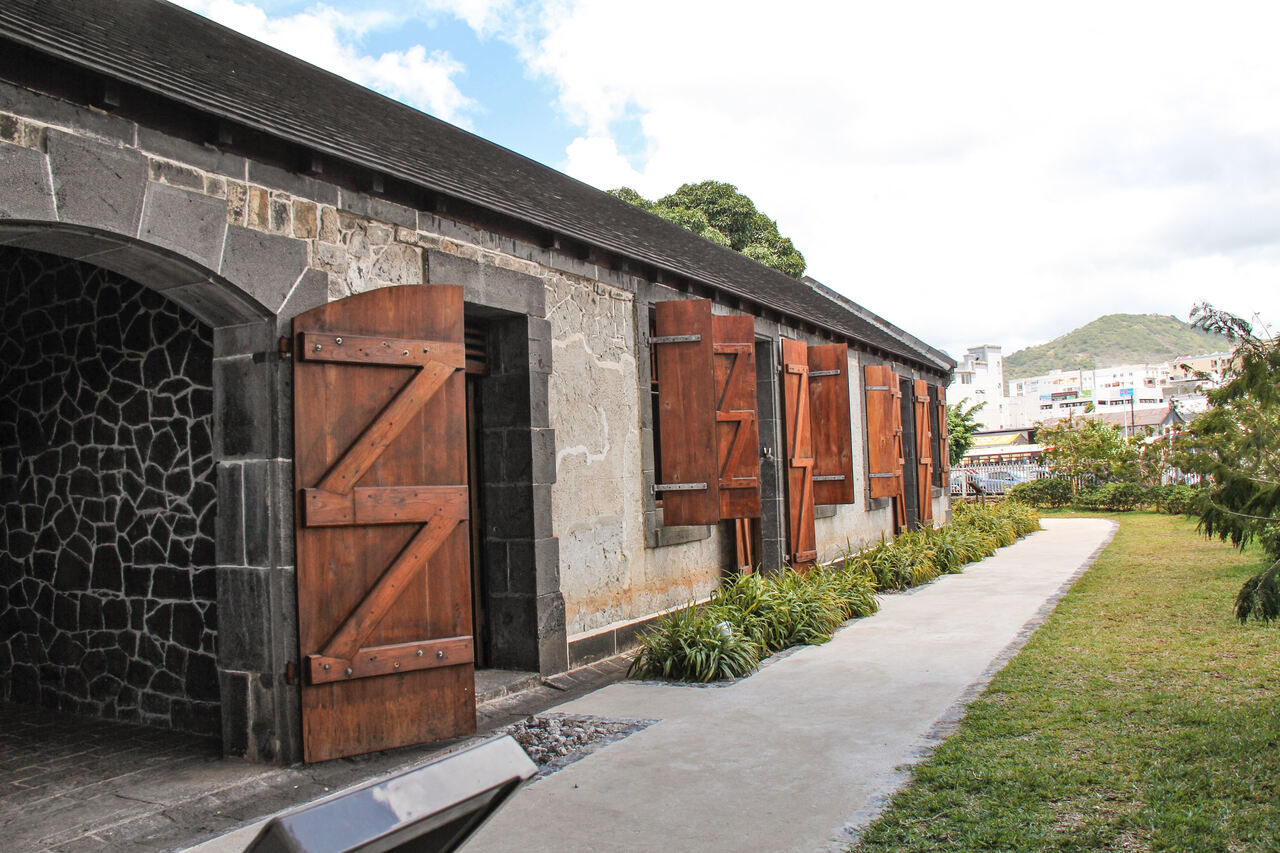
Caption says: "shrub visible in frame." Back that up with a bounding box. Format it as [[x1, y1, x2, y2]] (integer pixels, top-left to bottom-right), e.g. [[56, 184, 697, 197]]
[[628, 605, 761, 682], [807, 562, 879, 621], [1150, 484, 1201, 516], [1008, 476, 1073, 508], [1076, 482, 1147, 511], [629, 499, 1043, 682]]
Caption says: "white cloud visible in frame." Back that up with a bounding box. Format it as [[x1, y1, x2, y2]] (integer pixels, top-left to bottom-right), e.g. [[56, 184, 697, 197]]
[[490, 0, 1280, 359], [174, 0, 477, 125], [562, 135, 644, 192]]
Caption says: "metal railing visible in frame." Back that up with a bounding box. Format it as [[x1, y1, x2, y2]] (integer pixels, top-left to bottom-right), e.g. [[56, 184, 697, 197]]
[[949, 464, 1202, 498]]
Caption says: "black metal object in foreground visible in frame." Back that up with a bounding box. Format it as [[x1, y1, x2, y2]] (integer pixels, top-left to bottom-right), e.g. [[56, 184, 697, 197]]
[[244, 736, 536, 853]]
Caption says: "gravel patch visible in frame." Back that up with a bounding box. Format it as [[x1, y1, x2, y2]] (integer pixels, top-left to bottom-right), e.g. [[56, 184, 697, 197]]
[[496, 713, 656, 779]]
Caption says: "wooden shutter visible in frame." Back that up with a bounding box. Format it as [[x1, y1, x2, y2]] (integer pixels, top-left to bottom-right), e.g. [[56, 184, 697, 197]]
[[294, 285, 473, 763], [914, 379, 934, 523], [808, 344, 855, 505], [936, 385, 950, 475], [713, 315, 761, 519], [654, 299, 718, 526], [863, 364, 904, 500], [781, 338, 817, 567]]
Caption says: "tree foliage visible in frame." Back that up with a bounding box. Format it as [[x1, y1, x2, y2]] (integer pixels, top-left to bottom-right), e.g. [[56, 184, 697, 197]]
[[946, 401, 985, 466], [1038, 415, 1140, 483], [1172, 302, 1280, 622], [609, 181, 806, 278]]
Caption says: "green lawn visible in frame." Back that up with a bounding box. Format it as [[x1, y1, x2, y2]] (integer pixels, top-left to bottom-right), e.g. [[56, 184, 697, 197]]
[[854, 511, 1280, 852]]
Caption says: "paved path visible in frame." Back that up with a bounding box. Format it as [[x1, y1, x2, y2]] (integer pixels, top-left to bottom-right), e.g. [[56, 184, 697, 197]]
[[461, 517, 1116, 853]]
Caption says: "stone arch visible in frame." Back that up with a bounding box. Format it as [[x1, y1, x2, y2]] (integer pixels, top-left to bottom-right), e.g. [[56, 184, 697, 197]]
[[0, 221, 273, 326], [0, 219, 301, 762]]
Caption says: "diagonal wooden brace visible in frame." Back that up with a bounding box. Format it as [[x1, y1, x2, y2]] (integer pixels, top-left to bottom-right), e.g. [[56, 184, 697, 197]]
[[317, 361, 453, 495], [319, 514, 461, 663]]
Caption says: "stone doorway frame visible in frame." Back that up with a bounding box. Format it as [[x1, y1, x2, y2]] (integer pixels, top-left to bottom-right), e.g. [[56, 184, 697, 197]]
[[0, 220, 304, 763]]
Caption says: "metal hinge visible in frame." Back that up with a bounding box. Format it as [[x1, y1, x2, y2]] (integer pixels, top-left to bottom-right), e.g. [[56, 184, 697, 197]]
[[284, 661, 299, 685], [813, 474, 846, 482], [651, 334, 702, 344], [278, 336, 293, 356], [865, 384, 890, 390], [869, 473, 895, 479], [653, 482, 707, 492], [809, 369, 841, 377]]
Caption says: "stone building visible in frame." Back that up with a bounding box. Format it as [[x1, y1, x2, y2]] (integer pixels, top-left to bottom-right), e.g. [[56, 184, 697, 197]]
[[0, 0, 953, 763]]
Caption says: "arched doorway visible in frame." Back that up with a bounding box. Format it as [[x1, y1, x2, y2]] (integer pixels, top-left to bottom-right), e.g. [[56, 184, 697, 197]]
[[0, 245, 219, 732], [0, 222, 299, 762]]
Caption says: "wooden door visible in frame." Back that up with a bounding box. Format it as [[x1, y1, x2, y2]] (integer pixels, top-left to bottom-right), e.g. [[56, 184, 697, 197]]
[[712, 315, 761, 520], [293, 285, 474, 763], [864, 364, 907, 532], [913, 379, 934, 524], [808, 344, 855, 506], [781, 338, 817, 568], [653, 299, 719, 526]]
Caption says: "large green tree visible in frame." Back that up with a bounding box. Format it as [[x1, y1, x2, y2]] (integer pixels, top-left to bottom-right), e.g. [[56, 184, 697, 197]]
[[1173, 303, 1280, 621], [946, 401, 986, 466], [1038, 416, 1140, 483], [609, 181, 806, 278]]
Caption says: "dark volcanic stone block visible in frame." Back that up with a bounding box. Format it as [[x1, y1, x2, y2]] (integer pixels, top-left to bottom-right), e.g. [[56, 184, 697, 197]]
[[0, 140, 56, 220], [0, 248, 218, 735], [46, 131, 147, 234], [138, 183, 229, 272]]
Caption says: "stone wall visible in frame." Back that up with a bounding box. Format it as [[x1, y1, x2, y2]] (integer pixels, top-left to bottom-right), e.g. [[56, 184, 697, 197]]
[[0, 84, 939, 694], [0, 247, 219, 734]]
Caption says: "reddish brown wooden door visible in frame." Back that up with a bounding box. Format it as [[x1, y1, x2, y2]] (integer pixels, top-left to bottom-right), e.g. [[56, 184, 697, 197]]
[[781, 338, 817, 568], [653, 299, 719, 526], [864, 364, 907, 532], [808, 344, 855, 506], [913, 379, 934, 524], [293, 285, 475, 763], [712, 315, 761, 520]]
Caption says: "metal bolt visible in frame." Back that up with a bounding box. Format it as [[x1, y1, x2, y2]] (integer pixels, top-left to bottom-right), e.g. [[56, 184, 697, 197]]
[[323, 663, 330, 671], [422, 346, 429, 353], [393, 661, 401, 669], [345, 667, 353, 676], [416, 649, 424, 657], [314, 343, 323, 352], [402, 350, 409, 356], [335, 337, 343, 345], [436, 650, 445, 659]]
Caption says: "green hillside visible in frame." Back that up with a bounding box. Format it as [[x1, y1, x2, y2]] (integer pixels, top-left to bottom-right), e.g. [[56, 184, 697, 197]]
[[1003, 313, 1229, 381]]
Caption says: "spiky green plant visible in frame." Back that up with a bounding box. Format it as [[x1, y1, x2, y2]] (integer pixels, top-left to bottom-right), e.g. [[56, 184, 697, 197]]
[[628, 500, 1041, 682], [628, 605, 761, 682]]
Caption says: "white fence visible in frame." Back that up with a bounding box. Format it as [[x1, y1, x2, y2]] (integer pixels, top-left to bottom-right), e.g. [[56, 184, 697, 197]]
[[949, 463, 1052, 498], [949, 463, 1200, 498]]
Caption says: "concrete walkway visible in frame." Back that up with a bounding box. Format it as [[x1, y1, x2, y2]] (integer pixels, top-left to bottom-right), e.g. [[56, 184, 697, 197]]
[[190, 517, 1115, 853], [462, 517, 1115, 853]]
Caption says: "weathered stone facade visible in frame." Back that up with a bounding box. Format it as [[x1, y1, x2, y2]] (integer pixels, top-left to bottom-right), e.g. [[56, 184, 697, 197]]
[[0, 247, 219, 734], [0, 68, 949, 761]]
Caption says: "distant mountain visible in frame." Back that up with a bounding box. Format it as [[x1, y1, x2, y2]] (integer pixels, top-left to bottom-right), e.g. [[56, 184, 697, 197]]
[[1003, 314, 1229, 381]]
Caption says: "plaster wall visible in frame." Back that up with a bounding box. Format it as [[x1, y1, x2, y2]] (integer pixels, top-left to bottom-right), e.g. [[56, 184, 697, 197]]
[[0, 84, 940, 670], [814, 347, 895, 559], [546, 274, 722, 636]]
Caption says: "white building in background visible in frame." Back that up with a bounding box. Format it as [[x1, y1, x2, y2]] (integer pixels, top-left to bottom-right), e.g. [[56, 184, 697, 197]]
[[949, 345, 1011, 430], [1005, 355, 1230, 427], [952, 344, 1233, 431]]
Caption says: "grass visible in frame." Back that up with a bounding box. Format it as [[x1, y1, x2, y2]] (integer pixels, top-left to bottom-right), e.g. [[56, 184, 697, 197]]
[[853, 511, 1280, 852]]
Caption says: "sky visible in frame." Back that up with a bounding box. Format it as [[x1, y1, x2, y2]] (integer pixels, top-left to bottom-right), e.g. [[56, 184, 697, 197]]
[[172, 0, 1280, 361]]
